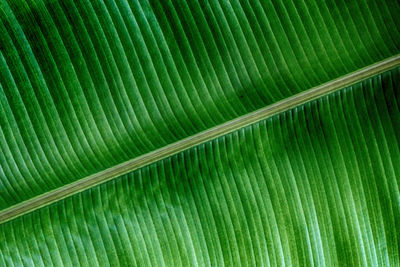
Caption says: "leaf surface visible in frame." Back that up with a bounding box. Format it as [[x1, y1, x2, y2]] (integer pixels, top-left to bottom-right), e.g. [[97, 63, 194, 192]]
[[1, 0, 399, 209], [1, 67, 399, 266]]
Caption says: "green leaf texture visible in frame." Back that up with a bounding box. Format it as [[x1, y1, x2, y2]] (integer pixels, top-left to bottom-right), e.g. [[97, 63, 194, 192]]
[[1, 67, 399, 266], [1, 0, 400, 209]]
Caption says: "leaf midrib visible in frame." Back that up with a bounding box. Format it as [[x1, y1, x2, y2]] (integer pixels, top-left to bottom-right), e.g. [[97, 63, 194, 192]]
[[1, 54, 399, 225]]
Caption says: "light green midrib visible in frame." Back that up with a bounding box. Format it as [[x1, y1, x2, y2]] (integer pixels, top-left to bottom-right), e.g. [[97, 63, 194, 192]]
[[1, 54, 399, 225]]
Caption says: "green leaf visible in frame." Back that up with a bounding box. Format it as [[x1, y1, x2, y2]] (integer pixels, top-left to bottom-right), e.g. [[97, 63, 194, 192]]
[[1, 67, 399, 266], [1, 0, 400, 266], [1, 0, 399, 209]]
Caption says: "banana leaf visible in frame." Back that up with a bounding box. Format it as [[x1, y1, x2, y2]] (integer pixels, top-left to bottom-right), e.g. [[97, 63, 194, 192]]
[[1, 67, 399, 266], [1, 0, 399, 208], [1, 0, 400, 265]]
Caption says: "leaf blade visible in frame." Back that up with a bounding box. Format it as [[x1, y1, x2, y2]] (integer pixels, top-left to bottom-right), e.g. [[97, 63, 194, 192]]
[[1, 0, 400, 210], [1, 67, 399, 266]]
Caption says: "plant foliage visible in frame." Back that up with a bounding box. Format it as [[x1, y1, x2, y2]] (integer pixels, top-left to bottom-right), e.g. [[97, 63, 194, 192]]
[[0, 0, 400, 266]]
